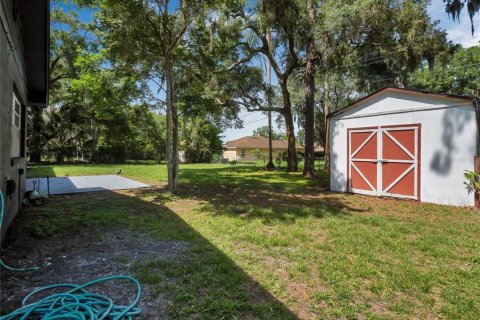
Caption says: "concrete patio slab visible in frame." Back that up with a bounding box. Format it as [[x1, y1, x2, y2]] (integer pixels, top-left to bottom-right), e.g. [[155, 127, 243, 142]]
[[26, 175, 150, 196]]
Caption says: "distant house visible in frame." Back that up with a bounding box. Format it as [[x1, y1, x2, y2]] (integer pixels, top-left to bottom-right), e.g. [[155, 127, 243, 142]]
[[223, 136, 303, 161], [1, 0, 50, 240]]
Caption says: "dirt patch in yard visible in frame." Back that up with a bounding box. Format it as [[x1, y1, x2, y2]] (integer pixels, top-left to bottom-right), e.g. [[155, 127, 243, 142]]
[[1, 224, 188, 318], [2, 189, 301, 319]]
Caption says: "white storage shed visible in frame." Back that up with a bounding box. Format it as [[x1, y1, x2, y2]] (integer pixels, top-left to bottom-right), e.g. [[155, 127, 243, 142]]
[[328, 87, 479, 207]]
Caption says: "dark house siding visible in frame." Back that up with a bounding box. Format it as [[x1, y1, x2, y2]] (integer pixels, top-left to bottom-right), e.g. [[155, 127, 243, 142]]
[[0, 0, 49, 241]]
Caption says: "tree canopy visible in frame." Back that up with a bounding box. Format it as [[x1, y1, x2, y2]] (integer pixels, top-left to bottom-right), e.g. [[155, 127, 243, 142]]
[[411, 46, 480, 97], [443, 0, 480, 34], [27, 0, 479, 191], [253, 125, 286, 141]]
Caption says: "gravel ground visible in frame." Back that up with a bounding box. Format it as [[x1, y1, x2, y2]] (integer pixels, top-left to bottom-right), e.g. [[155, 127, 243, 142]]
[[1, 225, 188, 319]]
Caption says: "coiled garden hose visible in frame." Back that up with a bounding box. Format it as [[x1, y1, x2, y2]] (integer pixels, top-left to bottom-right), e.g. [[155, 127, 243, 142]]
[[0, 275, 142, 320], [0, 190, 143, 319], [0, 190, 38, 272]]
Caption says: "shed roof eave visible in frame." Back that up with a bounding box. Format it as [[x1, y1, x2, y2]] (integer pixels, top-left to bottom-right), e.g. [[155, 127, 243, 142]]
[[327, 87, 475, 119], [20, 0, 50, 107]]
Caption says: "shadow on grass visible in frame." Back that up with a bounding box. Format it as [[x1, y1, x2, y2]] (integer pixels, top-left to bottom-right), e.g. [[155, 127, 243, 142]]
[[137, 171, 363, 225], [1, 190, 299, 319], [178, 165, 330, 196]]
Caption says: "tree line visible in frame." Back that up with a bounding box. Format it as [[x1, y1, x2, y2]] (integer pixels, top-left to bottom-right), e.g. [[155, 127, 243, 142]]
[[28, 0, 479, 192]]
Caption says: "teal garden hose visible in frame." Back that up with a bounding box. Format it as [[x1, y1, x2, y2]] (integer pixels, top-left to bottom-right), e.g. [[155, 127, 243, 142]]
[[0, 275, 142, 320], [0, 190, 38, 272], [0, 190, 142, 319]]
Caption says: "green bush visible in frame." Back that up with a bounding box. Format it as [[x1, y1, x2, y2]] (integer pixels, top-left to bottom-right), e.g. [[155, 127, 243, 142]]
[[464, 170, 480, 192]]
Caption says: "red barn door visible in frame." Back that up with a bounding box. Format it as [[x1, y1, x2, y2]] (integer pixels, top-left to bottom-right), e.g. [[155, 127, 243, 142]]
[[348, 125, 420, 200], [349, 128, 379, 196]]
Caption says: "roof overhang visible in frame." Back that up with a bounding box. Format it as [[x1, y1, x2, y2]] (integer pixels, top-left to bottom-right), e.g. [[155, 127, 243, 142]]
[[328, 87, 475, 119], [19, 0, 50, 107]]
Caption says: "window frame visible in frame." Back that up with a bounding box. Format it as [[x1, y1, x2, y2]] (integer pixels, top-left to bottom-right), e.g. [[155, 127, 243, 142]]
[[12, 94, 21, 129], [11, 93, 22, 158]]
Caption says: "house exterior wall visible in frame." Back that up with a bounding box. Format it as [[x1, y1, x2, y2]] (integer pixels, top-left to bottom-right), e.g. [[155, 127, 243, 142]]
[[223, 148, 237, 161], [1, 0, 29, 240], [238, 148, 287, 161], [223, 148, 289, 161], [329, 91, 477, 206]]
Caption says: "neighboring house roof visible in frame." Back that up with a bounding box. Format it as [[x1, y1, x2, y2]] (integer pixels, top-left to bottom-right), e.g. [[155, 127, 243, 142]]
[[19, 0, 50, 106], [328, 87, 475, 119], [224, 136, 303, 150]]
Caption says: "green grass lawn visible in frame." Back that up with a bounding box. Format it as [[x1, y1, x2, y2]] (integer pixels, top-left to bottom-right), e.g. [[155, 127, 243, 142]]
[[20, 163, 480, 319], [27, 162, 208, 182], [27, 161, 327, 192]]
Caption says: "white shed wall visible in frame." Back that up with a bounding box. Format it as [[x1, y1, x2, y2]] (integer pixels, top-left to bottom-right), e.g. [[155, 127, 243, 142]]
[[330, 91, 477, 206]]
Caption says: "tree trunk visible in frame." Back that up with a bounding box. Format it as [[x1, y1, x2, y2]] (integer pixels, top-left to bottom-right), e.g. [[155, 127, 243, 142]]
[[172, 90, 179, 190], [165, 58, 178, 193], [323, 78, 330, 170], [284, 110, 297, 172], [279, 81, 298, 172], [266, 30, 275, 170], [324, 115, 330, 172], [303, 31, 316, 177], [56, 153, 63, 165], [266, 109, 275, 170], [29, 152, 42, 164]]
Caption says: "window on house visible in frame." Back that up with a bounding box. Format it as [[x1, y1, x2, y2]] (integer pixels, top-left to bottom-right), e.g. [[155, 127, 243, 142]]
[[11, 94, 21, 157], [241, 149, 246, 159]]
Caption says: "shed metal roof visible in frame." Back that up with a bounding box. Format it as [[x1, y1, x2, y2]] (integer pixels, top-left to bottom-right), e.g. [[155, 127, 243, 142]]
[[328, 87, 474, 119]]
